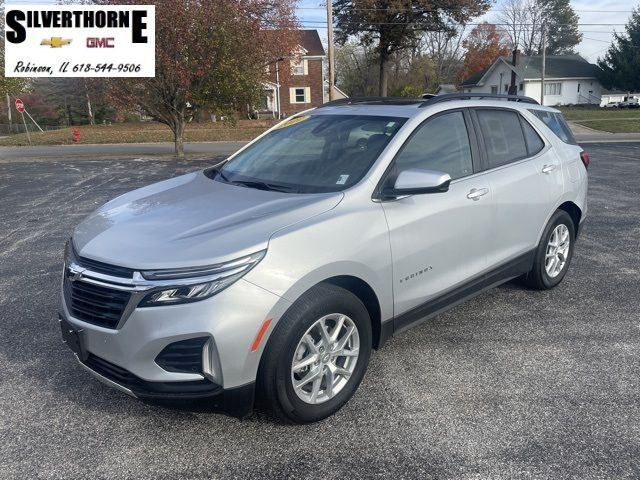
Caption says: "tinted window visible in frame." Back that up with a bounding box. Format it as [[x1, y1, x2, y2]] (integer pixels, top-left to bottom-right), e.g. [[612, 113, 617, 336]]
[[394, 111, 473, 180], [477, 109, 528, 168], [529, 109, 577, 145], [220, 114, 406, 193], [520, 117, 545, 155]]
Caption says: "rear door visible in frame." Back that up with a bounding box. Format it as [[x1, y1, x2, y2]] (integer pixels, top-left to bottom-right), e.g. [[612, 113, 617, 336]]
[[471, 108, 564, 268], [379, 109, 492, 324]]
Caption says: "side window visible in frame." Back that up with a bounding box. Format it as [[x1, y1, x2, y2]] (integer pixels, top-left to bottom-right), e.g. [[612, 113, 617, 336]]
[[529, 109, 577, 145], [394, 111, 474, 180], [520, 117, 545, 156], [476, 109, 528, 168]]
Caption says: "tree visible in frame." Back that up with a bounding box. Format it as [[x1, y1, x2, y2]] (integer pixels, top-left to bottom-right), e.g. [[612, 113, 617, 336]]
[[334, 0, 490, 96], [459, 23, 510, 82], [108, 0, 297, 157], [598, 7, 640, 92], [496, 0, 581, 55]]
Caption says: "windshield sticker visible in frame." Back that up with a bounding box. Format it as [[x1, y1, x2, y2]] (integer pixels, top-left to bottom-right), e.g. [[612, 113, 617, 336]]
[[273, 115, 310, 130], [336, 174, 350, 185]]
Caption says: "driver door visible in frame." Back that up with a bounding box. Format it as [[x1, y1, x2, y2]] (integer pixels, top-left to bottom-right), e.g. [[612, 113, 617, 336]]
[[379, 110, 492, 330]]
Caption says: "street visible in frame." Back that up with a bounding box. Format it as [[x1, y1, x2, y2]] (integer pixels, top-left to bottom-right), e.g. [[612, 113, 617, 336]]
[[0, 143, 639, 479]]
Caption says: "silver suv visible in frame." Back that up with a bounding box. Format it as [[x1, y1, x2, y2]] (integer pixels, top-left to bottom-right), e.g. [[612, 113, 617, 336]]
[[60, 94, 588, 423]]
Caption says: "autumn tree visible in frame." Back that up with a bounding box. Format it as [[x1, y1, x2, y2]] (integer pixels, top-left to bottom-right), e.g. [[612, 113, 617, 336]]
[[459, 23, 510, 82], [334, 0, 490, 96], [108, 0, 297, 157], [598, 7, 640, 91]]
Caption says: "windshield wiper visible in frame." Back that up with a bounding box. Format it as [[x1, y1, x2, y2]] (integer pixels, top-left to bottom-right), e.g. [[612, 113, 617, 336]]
[[229, 180, 297, 193]]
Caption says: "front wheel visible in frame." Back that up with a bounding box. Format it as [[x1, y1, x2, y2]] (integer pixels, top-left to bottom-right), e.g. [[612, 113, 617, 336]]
[[256, 283, 372, 423], [524, 210, 575, 289]]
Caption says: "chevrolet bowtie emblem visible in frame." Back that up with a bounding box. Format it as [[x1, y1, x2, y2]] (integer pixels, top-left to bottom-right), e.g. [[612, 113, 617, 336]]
[[41, 37, 72, 48]]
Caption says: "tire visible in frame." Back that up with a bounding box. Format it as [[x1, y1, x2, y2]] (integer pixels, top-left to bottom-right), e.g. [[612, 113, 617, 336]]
[[256, 283, 372, 423], [524, 209, 575, 290]]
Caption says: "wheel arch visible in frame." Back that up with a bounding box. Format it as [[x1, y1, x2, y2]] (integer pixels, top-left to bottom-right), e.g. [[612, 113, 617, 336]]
[[557, 201, 582, 237], [320, 275, 387, 350]]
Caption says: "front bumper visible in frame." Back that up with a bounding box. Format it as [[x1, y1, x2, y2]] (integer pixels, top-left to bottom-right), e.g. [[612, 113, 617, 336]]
[[70, 348, 255, 416], [59, 275, 290, 410]]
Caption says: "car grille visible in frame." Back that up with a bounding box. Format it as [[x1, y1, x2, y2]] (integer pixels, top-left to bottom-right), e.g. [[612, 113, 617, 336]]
[[76, 255, 135, 279], [64, 274, 131, 329], [155, 337, 209, 374]]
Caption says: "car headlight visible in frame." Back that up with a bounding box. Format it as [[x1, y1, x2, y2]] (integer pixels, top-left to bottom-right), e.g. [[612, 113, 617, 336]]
[[138, 250, 266, 307]]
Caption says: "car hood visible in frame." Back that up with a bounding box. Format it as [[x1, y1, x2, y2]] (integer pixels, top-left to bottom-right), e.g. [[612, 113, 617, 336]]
[[73, 171, 343, 269]]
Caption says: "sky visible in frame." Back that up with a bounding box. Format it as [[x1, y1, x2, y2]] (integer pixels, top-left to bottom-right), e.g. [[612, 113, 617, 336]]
[[295, 0, 635, 63], [5, 0, 636, 63]]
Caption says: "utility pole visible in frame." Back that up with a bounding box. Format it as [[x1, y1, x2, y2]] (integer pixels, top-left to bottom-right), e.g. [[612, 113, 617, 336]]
[[541, 21, 546, 106], [326, 0, 335, 101], [6, 94, 12, 133]]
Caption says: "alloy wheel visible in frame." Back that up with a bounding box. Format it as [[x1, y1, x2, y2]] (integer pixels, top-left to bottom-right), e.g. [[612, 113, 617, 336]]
[[290, 313, 360, 404], [545, 224, 570, 278]]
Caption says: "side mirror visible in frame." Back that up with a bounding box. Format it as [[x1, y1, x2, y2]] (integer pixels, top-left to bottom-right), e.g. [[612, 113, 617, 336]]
[[382, 168, 451, 199]]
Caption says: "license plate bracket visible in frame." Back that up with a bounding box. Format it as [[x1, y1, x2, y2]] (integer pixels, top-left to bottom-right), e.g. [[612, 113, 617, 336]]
[[59, 315, 88, 362]]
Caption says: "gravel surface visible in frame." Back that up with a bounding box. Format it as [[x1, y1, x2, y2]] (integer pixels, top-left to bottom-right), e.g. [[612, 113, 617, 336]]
[[1, 144, 639, 479]]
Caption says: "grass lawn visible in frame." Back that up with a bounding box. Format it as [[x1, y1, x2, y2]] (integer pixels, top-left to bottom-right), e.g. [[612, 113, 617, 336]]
[[557, 107, 640, 133], [0, 120, 275, 146]]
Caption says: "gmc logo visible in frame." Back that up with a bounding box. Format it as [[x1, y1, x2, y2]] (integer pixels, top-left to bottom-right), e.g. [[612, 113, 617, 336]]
[[86, 37, 114, 48]]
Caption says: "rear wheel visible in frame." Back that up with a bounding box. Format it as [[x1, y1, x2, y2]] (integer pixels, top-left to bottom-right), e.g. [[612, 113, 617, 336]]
[[524, 210, 575, 289], [256, 283, 372, 423]]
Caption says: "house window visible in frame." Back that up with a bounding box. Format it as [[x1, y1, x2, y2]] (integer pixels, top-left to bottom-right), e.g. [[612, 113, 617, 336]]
[[491, 85, 498, 94], [290, 87, 310, 104], [504, 84, 509, 92], [544, 82, 562, 96], [291, 59, 305, 75], [519, 83, 523, 91]]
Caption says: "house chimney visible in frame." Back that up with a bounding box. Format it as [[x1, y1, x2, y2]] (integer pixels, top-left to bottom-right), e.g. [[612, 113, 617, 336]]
[[512, 49, 520, 66], [509, 49, 520, 95]]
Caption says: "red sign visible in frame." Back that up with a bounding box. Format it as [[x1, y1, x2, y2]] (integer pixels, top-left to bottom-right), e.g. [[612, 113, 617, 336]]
[[15, 99, 25, 113]]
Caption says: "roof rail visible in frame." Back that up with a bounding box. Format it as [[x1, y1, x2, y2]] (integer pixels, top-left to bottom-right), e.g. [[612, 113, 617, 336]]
[[419, 93, 539, 108], [318, 97, 424, 108]]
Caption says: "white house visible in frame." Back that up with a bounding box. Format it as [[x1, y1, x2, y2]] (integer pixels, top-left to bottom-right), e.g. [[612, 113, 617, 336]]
[[461, 54, 602, 106]]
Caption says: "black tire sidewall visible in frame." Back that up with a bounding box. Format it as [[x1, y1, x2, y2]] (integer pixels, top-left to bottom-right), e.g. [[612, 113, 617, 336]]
[[536, 211, 575, 288], [263, 285, 372, 423]]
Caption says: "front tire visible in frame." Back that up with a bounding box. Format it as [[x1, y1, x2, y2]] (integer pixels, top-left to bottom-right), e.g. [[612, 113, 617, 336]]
[[524, 210, 575, 290], [256, 283, 372, 423]]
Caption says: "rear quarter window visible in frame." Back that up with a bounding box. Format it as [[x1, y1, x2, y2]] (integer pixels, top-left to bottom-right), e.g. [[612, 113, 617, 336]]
[[529, 109, 577, 145]]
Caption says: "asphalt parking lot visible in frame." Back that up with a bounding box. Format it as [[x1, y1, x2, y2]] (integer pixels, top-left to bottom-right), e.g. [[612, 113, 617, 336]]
[[1, 143, 639, 479]]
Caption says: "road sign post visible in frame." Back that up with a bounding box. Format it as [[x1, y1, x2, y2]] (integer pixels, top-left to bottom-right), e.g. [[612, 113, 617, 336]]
[[15, 98, 31, 145]]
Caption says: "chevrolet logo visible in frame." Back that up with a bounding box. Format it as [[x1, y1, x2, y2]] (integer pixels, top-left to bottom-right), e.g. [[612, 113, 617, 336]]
[[41, 37, 72, 48]]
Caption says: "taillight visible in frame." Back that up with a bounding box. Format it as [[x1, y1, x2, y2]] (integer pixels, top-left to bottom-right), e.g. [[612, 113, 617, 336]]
[[580, 150, 590, 170]]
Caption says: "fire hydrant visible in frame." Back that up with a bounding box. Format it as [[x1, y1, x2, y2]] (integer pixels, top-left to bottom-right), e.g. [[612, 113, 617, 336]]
[[72, 128, 80, 144]]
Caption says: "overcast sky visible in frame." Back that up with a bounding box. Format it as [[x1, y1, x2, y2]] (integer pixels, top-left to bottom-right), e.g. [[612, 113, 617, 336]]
[[5, 0, 636, 63]]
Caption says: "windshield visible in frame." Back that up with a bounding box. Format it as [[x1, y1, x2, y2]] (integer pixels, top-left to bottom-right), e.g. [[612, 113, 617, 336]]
[[217, 114, 406, 193]]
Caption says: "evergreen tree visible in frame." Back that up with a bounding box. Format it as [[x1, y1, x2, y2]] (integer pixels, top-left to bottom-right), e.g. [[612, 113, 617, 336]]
[[598, 7, 640, 91]]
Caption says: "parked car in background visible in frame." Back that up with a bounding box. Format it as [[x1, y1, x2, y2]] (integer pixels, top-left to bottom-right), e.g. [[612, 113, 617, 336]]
[[603, 101, 620, 108], [618, 99, 639, 109], [59, 94, 588, 423]]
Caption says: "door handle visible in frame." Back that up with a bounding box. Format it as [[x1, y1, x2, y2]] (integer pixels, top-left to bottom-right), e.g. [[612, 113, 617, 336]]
[[542, 164, 557, 173], [467, 187, 489, 201]]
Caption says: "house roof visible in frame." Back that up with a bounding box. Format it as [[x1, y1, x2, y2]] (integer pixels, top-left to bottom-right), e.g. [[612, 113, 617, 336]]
[[462, 54, 599, 87], [298, 30, 325, 57]]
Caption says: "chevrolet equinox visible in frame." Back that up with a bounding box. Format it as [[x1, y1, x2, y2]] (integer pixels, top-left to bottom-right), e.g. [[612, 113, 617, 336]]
[[60, 94, 588, 423]]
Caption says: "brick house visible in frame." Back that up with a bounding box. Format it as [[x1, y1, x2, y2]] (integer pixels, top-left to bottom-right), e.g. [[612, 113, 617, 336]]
[[260, 30, 326, 118]]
